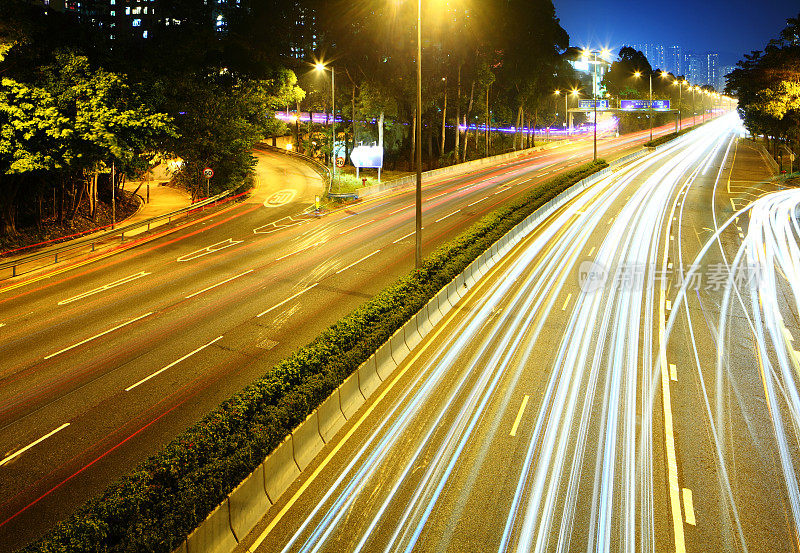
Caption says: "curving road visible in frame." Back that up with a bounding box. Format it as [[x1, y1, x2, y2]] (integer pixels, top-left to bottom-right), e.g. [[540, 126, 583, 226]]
[[241, 114, 797, 553], [0, 121, 703, 549]]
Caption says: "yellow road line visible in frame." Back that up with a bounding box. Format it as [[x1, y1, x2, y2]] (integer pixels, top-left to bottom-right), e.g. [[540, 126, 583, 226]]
[[509, 395, 530, 437], [682, 488, 696, 526], [246, 198, 564, 551], [661, 178, 687, 553], [562, 293, 572, 311], [669, 363, 678, 382]]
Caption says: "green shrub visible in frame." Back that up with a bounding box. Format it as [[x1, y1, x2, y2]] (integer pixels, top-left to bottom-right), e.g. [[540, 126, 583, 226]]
[[22, 159, 608, 553]]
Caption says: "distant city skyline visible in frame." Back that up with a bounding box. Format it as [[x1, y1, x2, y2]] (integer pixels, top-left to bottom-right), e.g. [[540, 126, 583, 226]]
[[557, 0, 798, 65]]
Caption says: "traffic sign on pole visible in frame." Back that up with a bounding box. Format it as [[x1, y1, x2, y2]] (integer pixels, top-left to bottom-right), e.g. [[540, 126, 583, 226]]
[[203, 168, 214, 179]]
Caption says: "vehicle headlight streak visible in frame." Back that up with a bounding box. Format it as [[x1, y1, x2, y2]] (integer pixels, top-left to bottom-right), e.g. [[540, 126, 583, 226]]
[[280, 118, 741, 552]]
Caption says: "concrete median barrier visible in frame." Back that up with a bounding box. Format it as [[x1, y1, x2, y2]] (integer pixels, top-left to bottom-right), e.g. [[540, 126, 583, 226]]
[[454, 271, 468, 298], [358, 354, 383, 397], [415, 306, 431, 342], [263, 435, 300, 503], [403, 316, 422, 352], [185, 500, 236, 553], [389, 328, 411, 366], [375, 339, 397, 381], [427, 294, 444, 328], [339, 371, 365, 419], [228, 464, 270, 542], [318, 389, 346, 442], [293, 411, 324, 471], [445, 280, 460, 308], [437, 287, 453, 318]]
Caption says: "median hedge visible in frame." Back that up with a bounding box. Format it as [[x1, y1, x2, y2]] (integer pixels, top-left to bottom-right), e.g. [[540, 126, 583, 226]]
[[22, 159, 608, 553]]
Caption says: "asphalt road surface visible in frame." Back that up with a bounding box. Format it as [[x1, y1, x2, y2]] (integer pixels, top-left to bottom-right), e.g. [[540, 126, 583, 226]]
[[240, 114, 797, 553], [0, 120, 706, 549]]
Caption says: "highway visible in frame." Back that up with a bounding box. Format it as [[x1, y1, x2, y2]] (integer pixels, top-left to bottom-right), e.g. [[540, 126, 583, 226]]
[[241, 114, 798, 552], [0, 120, 702, 549]]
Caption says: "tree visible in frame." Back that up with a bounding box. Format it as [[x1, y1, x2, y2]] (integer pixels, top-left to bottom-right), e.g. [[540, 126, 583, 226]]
[[0, 78, 67, 234], [727, 12, 800, 157]]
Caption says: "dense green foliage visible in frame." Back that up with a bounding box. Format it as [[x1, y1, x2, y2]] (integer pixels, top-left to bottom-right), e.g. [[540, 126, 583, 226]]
[[726, 12, 800, 160], [21, 159, 607, 553], [0, 0, 304, 237]]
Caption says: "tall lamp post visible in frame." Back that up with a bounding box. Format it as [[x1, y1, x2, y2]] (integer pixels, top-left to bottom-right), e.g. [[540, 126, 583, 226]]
[[692, 86, 698, 127], [414, 0, 422, 269], [315, 62, 336, 189], [583, 48, 610, 162], [634, 70, 654, 142]]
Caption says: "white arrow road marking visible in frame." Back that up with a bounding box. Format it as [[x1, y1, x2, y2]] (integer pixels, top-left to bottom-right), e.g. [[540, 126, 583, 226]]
[[58, 272, 151, 306], [253, 216, 305, 235], [45, 312, 154, 360], [0, 423, 70, 467], [176, 238, 243, 262], [125, 336, 224, 392]]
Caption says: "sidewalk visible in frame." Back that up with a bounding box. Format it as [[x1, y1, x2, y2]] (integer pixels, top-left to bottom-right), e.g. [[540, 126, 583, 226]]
[[0, 166, 191, 276]]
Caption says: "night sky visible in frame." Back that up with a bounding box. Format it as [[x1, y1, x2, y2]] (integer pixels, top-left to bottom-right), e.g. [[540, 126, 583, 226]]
[[554, 0, 799, 64]]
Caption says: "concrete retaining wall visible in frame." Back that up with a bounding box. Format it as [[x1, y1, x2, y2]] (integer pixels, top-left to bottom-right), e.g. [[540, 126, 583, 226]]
[[172, 142, 661, 553], [356, 141, 569, 199]]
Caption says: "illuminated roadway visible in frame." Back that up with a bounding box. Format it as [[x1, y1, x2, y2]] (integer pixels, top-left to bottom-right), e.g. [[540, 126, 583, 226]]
[[241, 114, 798, 552], [0, 120, 706, 549]]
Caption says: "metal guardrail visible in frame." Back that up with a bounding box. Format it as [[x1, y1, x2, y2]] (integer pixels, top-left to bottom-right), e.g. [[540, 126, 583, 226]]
[[0, 190, 233, 279]]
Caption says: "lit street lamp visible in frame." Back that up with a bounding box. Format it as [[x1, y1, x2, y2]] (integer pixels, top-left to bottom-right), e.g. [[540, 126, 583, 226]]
[[315, 62, 337, 189], [582, 48, 610, 162]]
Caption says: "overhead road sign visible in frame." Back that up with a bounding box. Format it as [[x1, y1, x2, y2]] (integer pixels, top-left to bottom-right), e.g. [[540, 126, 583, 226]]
[[621, 100, 671, 111], [579, 99, 609, 110]]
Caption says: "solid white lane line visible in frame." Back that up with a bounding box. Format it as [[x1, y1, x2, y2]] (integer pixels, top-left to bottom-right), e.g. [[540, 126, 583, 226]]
[[669, 363, 678, 382], [509, 395, 530, 437], [185, 270, 254, 299], [467, 197, 488, 207], [257, 283, 319, 318], [682, 488, 696, 525], [335, 250, 381, 275], [0, 423, 71, 467], [562, 292, 572, 311], [125, 336, 224, 392], [392, 231, 415, 244], [44, 312, 154, 360], [58, 272, 151, 305], [435, 210, 461, 223], [339, 219, 374, 235]]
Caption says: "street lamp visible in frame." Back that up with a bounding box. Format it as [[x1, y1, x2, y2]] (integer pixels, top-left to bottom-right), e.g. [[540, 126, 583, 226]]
[[633, 70, 654, 142], [582, 48, 609, 161], [315, 62, 336, 188], [414, 0, 422, 270]]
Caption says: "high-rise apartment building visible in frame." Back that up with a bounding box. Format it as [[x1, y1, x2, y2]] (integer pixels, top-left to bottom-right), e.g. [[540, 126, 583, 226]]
[[666, 45, 682, 76], [632, 42, 666, 70], [30, 0, 248, 40], [706, 52, 719, 91], [684, 52, 706, 85]]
